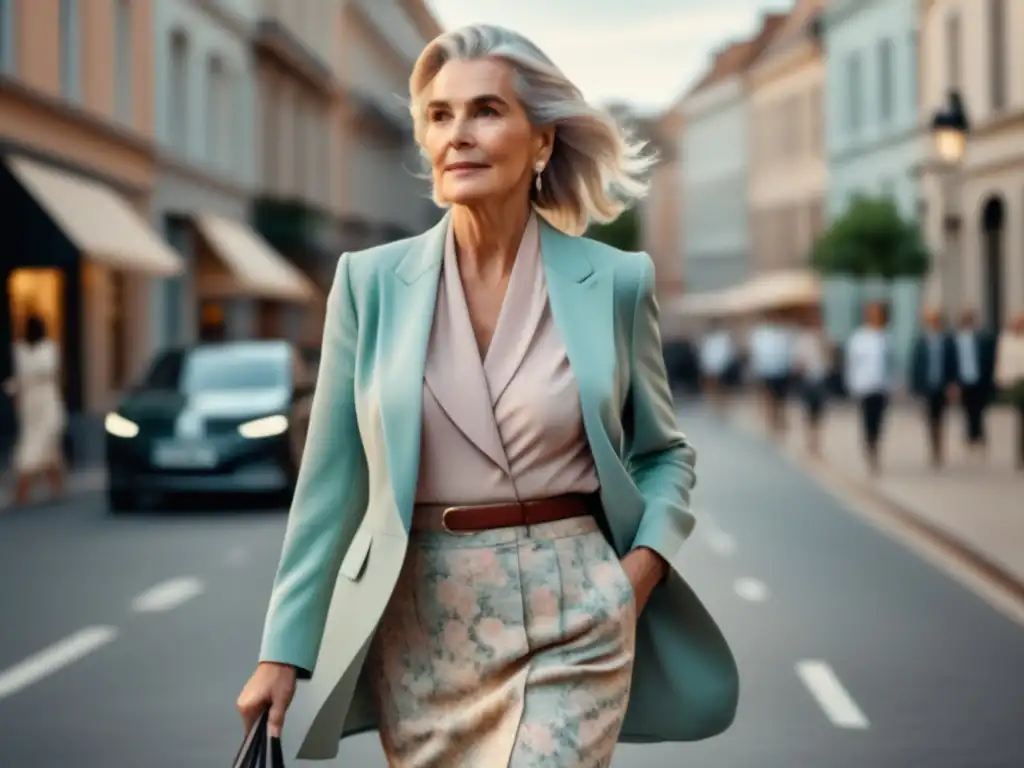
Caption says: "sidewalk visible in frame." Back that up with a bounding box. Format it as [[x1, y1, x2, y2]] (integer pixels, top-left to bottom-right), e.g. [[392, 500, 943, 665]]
[[728, 396, 1024, 592], [0, 467, 107, 510]]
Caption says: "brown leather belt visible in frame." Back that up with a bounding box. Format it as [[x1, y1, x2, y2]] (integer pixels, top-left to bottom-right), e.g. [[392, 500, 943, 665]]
[[413, 493, 597, 534]]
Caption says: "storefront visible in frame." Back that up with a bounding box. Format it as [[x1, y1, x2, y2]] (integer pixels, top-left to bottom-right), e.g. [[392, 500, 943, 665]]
[[0, 152, 183, 461], [190, 212, 318, 342]]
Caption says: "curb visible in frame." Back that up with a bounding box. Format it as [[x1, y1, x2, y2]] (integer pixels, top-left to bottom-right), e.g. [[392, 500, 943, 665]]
[[804, 453, 1024, 605], [727, 412, 1024, 605], [0, 467, 107, 511]]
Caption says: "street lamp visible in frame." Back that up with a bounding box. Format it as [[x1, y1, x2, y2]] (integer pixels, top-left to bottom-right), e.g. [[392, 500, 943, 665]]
[[930, 90, 970, 164], [929, 90, 970, 315]]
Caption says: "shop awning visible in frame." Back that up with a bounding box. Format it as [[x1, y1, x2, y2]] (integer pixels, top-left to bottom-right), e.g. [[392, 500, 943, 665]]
[[671, 269, 821, 317], [6, 156, 184, 276], [194, 213, 318, 303]]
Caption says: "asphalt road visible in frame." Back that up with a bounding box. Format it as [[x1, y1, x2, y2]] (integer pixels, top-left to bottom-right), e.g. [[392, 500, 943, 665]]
[[1, 405, 1022, 767]]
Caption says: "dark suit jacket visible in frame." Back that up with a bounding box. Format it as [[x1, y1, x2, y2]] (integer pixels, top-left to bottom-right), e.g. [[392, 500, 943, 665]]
[[910, 333, 957, 396], [952, 330, 997, 397]]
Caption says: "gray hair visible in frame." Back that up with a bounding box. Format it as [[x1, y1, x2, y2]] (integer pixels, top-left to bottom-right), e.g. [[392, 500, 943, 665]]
[[409, 24, 654, 236]]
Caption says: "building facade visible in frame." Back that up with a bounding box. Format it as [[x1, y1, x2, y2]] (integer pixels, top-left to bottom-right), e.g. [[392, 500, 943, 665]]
[[641, 105, 687, 337], [333, 0, 441, 257], [251, 0, 338, 325], [823, 0, 923, 220], [681, 14, 785, 296], [252, 0, 440, 338], [152, 0, 314, 348], [0, 0, 183, 460], [749, 0, 827, 274], [919, 0, 1024, 328]]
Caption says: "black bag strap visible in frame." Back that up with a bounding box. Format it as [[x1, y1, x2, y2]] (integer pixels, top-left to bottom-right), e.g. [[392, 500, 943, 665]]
[[232, 710, 268, 768]]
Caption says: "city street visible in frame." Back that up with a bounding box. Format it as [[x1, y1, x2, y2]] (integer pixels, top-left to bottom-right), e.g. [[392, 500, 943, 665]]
[[1, 406, 1022, 767]]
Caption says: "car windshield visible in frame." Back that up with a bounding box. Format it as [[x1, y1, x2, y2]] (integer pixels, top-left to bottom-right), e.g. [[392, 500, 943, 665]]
[[142, 347, 287, 393]]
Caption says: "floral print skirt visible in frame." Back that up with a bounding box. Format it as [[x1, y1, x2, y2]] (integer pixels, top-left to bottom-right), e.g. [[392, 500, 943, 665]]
[[367, 515, 637, 767]]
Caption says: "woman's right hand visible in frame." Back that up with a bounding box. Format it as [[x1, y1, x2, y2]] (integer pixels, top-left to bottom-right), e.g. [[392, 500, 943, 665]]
[[236, 662, 298, 738]]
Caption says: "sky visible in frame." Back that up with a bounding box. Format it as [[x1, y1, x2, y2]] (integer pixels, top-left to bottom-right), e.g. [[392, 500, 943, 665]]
[[426, 0, 793, 115]]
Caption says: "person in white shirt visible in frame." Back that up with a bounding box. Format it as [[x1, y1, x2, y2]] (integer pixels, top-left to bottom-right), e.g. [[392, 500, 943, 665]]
[[699, 319, 735, 411], [792, 310, 832, 456], [844, 302, 891, 473], [994, 311, 1024, 469], [748, 311, 794, 437]]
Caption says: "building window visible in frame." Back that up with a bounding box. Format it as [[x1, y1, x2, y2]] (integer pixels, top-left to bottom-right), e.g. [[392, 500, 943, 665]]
[[114, 0, 132, 123], [845, 53, 863, 135], [945, 13, 961, 92], [988, 0, 1007, 112], [59, 0, 81, 101], [205, 56, 226, 166], [0, 0, 14, 74], [169, 31, 189, 154], [877, 38, 894, 124]]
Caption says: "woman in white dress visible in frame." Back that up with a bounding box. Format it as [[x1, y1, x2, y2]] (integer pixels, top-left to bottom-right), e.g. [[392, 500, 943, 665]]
[[3, 314, 67, 504]]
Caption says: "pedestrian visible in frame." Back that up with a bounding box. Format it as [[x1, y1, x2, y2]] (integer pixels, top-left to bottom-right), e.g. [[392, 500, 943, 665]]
[[792, 308, 832, 456], [844, 301, 892, 473], [994, 311, 1024, 469], [2, 313, 67, 504], [748, 309, 793, 437], [699, 317, 735, 412], [908, 307, 956, 467], [237, 24, 737, 767], [951, 308, 997, 459]]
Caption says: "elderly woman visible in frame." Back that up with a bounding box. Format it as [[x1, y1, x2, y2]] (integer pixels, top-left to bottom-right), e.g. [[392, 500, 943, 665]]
[[238, 24, 736, 766]]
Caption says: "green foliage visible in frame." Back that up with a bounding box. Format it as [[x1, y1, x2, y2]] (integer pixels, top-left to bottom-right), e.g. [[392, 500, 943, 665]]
[[810, 194, 930, 279], [585, 207, 640, 252]]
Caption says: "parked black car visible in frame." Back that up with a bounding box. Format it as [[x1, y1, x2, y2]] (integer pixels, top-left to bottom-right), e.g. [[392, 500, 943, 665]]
[[104, 340, 314, 511]]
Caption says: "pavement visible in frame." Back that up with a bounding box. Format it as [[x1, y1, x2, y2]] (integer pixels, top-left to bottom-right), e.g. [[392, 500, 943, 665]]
[[727, 395, 1024, 593], [0, 405, 1022, 766]]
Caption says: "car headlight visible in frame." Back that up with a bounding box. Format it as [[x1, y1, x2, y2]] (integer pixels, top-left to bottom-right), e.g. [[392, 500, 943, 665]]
[[105, 412, 139, 438], [238, 414, 289, 439]]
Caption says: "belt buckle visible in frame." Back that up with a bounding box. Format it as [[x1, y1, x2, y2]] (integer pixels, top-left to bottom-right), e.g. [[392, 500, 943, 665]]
[[441, 506, 474, 535]]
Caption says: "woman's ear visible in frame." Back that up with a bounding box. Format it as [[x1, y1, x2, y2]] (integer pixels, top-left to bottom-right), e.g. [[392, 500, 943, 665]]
[[534, 125, 556, 166]]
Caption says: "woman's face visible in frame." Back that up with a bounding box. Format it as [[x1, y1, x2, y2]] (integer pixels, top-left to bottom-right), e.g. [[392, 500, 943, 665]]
[[422, 58, 552, 207]]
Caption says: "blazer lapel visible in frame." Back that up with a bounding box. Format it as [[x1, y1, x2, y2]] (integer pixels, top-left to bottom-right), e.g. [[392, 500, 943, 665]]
[[539, 221, 618, 464], [423, 225, 511, 473], [378, 216, 446, 532]]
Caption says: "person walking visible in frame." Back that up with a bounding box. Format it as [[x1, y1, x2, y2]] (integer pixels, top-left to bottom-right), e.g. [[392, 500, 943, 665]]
[[909, 307, 957, 467], [844, 302, 892, 473], [748, 310, 794, 438], [2, 314, 67, 504], [951, 308, 997, 458], [699, 318, 735, 412], [236, 24, 737, 766], [792, 310, 832, 456], [995, 311, 1024, 470]]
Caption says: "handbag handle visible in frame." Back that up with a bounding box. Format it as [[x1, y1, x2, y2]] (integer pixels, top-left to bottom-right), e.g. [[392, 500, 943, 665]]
[[231, 710, 268, 768]]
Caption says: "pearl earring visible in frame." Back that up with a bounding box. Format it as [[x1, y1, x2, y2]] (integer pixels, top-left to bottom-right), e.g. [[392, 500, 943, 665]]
[[534, 162, 545, 193]]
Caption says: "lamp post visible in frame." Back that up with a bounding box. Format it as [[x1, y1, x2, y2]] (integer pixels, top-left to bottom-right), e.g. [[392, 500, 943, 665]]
[[929, 90, 970, 314]]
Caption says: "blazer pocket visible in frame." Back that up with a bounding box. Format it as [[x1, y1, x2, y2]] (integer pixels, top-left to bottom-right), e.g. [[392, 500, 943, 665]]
[[339, 527, 373, 582]]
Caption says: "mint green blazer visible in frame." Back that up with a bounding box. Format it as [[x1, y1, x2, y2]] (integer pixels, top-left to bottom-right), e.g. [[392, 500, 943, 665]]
[[259, 213, 738, 761]]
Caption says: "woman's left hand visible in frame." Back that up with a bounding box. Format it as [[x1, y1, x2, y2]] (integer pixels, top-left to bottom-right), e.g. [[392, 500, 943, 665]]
[[619, 547, 669, 614]]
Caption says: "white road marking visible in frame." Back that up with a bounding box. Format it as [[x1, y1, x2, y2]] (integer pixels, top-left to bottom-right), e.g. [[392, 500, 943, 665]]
[[0, 626, 119, 701], [796, 660, 870, 729], [131, 577, 205, 613], [734, 577, 770, 602], [706, 529, 737, 556]]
